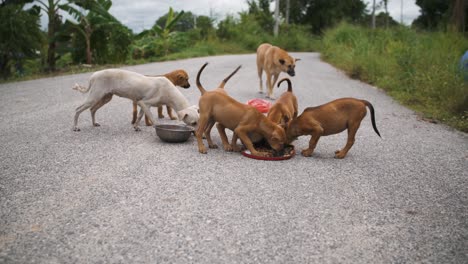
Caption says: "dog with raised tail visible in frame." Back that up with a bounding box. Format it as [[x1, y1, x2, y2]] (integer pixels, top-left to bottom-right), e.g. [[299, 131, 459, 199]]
[[286, 98, 381, 159], [72, 69, 199, 132], [195, 63, 287, 157], [267, 78, 298, 128]]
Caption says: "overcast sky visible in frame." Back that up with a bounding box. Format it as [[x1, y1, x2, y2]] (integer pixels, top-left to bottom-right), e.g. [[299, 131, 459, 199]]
[[38, 0, 421, 33]]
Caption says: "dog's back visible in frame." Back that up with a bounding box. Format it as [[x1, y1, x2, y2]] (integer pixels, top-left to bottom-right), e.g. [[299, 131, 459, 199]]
[[256, 43, 272, 67]]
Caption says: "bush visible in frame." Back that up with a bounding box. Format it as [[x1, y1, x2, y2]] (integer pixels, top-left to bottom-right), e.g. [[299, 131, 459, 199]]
[[320, 22, 468, 132]]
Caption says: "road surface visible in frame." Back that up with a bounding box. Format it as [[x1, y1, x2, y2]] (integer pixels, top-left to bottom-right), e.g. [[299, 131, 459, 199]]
[[1, 53, 467, 263]]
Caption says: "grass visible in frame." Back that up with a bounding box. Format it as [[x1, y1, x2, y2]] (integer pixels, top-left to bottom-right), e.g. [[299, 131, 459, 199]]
[[320, 22, 468, 132]]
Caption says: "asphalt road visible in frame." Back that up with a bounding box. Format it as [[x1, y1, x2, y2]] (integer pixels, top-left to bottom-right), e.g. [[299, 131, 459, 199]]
[[1, 53, 467, 263]]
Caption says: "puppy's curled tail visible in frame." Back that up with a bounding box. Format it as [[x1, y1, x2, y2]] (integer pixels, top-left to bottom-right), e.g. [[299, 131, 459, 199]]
[[219, 65, 242, 89], [196, 62, 209, 95], [277, 78, 292, 92], [72, 83, 90, 93], [363, 100, 381, 138]]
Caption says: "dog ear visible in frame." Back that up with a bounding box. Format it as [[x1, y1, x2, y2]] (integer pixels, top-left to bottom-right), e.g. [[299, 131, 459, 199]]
[[279, 59, 285, 65]]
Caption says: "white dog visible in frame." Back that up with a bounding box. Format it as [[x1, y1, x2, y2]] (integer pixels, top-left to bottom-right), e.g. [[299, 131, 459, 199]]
[[72, 69, 199, 131]]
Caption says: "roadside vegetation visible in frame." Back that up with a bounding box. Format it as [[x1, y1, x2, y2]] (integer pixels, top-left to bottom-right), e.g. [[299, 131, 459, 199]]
[[1, 0, 466, 131], [320, 23, 468, 132]]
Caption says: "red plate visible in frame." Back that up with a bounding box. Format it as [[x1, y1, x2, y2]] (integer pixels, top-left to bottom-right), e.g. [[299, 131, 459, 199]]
[[241, 146, 295, 161], [247, 98, 271, 113]]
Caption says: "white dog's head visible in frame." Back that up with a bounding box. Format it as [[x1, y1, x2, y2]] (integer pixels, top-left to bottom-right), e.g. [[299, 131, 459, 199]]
[[177, 105, 199, 127]]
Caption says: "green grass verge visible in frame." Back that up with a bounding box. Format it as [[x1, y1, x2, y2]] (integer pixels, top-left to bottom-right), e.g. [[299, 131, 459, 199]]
[[320, 22, 468, 132]]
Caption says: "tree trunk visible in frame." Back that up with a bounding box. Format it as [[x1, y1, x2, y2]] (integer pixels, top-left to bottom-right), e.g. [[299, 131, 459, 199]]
[[85, 25, 93, 65], [452, 0, 466, 32], [371, 0, 376, 29], [85, 36, 92, 65], [46, 4, 56, 72], [274, 0, 280, 36]]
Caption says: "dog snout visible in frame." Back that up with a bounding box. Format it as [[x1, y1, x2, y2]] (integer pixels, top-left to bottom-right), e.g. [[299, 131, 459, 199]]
[[183, 84, 190, 88], [287, 70, 295, 77]]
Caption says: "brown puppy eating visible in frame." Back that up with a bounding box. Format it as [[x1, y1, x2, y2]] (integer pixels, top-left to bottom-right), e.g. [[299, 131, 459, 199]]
[[267, 78, 298, 128], [287, 98, 381, 159], [131, 69, 190, 126], [195, 63, 287, 157], [256, 43, 299, 99]]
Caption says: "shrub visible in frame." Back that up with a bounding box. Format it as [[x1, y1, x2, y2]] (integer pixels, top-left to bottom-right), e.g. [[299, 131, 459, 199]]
[[320, 22, 468, 131]]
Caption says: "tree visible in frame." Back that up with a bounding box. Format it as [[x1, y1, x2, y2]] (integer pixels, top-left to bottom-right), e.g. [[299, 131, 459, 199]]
[[280, 0, 366, 34], [196, 15, 214, 40], [61, 0, 120, 65], [451, 0, 466, 32], [35, 0, 64, 71], [412, 0, 449, 30], [247, 0, 274, 32], [0, 0, 43, 78], [156, 11, 196, 32], [152, 7, 185, 56]]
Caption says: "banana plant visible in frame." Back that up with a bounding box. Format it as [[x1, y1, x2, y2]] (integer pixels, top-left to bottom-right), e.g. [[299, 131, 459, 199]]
[[152, 7, 184, 56], [60, 0, 119, 64]]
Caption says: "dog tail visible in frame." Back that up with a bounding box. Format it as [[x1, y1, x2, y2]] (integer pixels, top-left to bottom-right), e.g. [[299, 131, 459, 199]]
[[72, 83, 90, 93], [277, 78, 292, 92], [363, 100, 381, 138], [219, 65, 242, 89], [196, 62, 209, 95]]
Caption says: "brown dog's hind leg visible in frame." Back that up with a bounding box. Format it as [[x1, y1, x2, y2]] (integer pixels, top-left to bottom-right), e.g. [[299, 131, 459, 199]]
[[335, 121, 361, 159], [257, 65, 264, 94], [195, 115, 210, 154], [205, 121, 218, 149], [166, 106, 177, 120], [157, 106, 164, 119]]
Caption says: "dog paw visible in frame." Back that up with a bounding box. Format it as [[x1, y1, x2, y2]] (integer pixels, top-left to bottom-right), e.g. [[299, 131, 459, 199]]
[[256, 151, 273, 157], [223, 145, 234, 152], [158, 115, 164, 119], [334, 151, 346, 159], [209, 144, 218, 149], [301, 149, 313, 157], [134, 127, 141, 132], [93, 123, 100, 127], [199, 147, 208, 154], [170, 116, 178, 120]]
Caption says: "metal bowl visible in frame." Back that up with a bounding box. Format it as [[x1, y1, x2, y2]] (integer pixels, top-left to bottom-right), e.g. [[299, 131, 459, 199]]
[[155, 124, 194, 143]]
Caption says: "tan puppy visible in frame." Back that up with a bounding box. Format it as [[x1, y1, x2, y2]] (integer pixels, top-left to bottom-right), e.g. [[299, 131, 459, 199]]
[[256, 43, 299, 99], [267, 78, 298, 127], [287, 98, 381, 159], [195, 63, 287, 157], [131, 69, 190, 126]]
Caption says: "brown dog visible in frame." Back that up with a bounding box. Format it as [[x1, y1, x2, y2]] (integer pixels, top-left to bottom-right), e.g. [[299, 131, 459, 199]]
[[286, 98, 381, 159], [267, 78, 298, 128], [131, 69, 190, 126], [256, 43, 299, 99], [195, 63, 287, 157]]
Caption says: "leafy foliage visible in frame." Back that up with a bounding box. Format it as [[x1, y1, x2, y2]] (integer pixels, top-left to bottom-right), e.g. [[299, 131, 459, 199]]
[[0, 2, 42, 78], [321, 22, 468, 131]]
